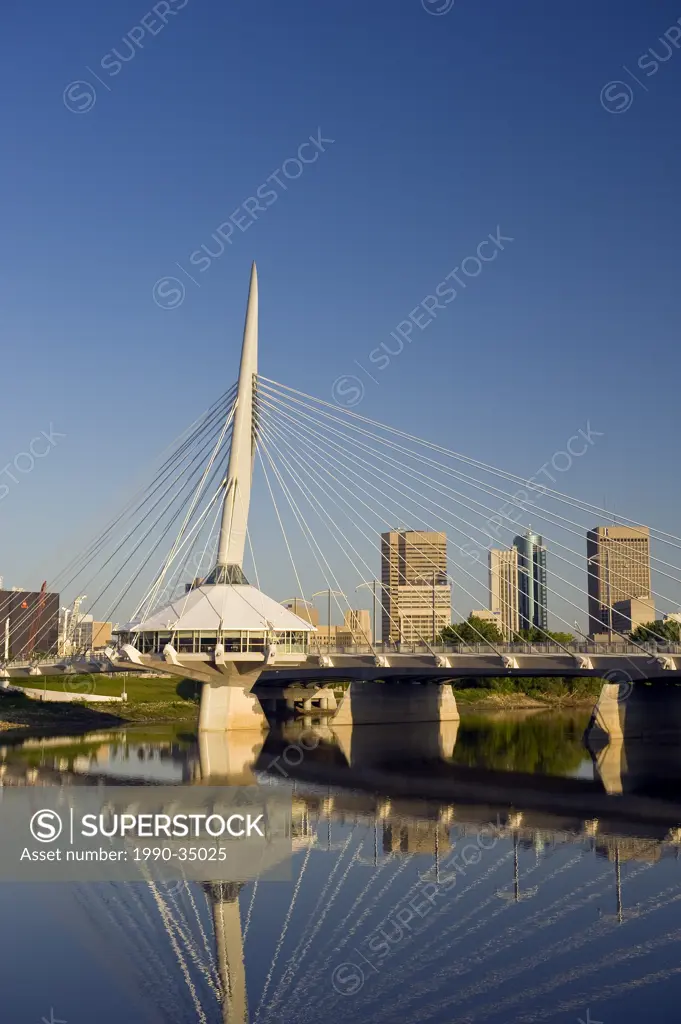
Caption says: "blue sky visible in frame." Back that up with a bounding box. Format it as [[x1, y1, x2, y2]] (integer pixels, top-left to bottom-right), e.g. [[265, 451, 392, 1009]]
[[1, 0, 680, 624]]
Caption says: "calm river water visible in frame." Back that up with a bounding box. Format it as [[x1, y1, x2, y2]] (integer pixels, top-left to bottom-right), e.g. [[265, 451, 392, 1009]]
[[2, 708, 681, 1023]]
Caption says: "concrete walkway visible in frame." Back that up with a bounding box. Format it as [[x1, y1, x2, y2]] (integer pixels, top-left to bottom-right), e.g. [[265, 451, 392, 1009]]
[[4, 684, 123, 703]]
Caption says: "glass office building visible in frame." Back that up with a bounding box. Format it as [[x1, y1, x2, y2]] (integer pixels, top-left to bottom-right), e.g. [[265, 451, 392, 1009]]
[[513, 531, 548, 632]]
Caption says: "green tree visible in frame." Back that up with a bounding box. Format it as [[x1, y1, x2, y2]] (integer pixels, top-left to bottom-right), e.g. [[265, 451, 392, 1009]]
[[515, 627, 575, 644], [630, 619, 680, 644], [441, 614, 504, 646]]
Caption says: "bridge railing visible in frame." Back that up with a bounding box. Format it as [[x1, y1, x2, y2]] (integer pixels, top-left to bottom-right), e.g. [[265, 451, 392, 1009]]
[[4, 642, 680, 673], [1, 652, 114, 670], [306, 642, 681, 657]]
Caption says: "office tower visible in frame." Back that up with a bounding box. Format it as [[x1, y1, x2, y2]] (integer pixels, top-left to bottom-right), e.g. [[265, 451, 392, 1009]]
[[489, 547, 519, 640], [380, 530, 450, 644], [513, 530, 548, 632], [586, 526, 652, 637]]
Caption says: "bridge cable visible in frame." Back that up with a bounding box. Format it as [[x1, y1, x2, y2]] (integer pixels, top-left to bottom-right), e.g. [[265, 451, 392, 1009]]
[[259, 407, 554, 659], [259, 396, 562, 654], [258, 380, 681, 592], [258, 377, 681, 552], [84, 439, 230, 630], [258, 385, 681, 599], [258, 390, 675, 654], [257, 419, 442, 656], [136, 398, 236, 623], [3, 400, 236, 655], [256, 435, 372, 652]]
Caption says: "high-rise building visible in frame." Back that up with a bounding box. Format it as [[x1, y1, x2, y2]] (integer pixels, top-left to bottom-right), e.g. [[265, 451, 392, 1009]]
[[380, 530, 450, 645], [489, 547, 519, 640], [586, 526, 652, 637], [513, 530, 548, 632]]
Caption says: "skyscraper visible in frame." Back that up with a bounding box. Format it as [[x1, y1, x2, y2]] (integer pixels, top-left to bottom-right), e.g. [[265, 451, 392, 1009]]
[[513, 530, 548, 632], [380, 530, 450, 644], [489, 547, 519, 640], [586, 525, 652, 637]]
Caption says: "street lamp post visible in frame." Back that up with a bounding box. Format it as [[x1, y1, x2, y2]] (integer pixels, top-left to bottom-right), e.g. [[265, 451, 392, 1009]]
[[496, 833, 538, 903], [356, 580, 381, 646], [597, 842, 637, 924], [312, 589, 345, 649]]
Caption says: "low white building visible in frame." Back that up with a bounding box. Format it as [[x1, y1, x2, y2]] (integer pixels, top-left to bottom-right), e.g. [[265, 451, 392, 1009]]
[[116, 582, 315, 655]]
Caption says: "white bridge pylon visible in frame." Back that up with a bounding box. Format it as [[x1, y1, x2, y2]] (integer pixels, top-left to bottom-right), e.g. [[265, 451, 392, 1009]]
[[115, 263, 316, 731]]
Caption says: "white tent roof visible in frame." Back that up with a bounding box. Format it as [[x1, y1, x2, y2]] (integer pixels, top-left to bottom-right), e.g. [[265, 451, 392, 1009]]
[[121, 585, 316, 633]]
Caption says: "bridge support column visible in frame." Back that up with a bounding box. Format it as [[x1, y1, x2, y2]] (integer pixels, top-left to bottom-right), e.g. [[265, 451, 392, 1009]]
[[198, 730, 267, 783], [199, 667, 267, 732], [586, 680, 681, 745], [316, 687, 337, 711], [333, 681, 460, 727], [586, 682, 626, 747], [592, 734, 625, 795]]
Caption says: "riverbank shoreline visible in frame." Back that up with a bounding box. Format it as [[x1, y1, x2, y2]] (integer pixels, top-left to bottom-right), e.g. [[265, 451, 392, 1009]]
[[0, 693, 199, 742], [455, 692, 597, 710], [0, 684, 599, 742]]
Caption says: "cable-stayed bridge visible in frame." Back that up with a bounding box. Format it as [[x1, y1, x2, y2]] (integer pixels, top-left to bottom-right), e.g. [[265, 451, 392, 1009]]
[[3, 264, 681, 735]]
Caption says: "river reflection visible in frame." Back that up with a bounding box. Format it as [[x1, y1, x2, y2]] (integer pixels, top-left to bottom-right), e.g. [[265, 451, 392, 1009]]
[[2, 710, 681, 1023]]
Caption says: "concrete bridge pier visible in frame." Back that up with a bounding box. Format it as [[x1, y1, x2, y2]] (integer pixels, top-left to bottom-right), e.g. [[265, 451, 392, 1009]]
[[198, 666, 268, 732], [586, 680, 681, 747], [118, 645, 274, 732], [585, 682, 627, 748], [590, 734, 625, 795], [333, 680, 460, 727], [198, 729, 266, 784]]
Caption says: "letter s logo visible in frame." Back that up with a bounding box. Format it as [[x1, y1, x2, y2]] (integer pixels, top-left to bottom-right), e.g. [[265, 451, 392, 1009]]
[[30, 809, 63, 843]]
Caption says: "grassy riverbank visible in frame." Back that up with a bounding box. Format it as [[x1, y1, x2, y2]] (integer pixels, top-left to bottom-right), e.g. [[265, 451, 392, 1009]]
[[451, 675, 604, 708], [0, 675, 201, 737]]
